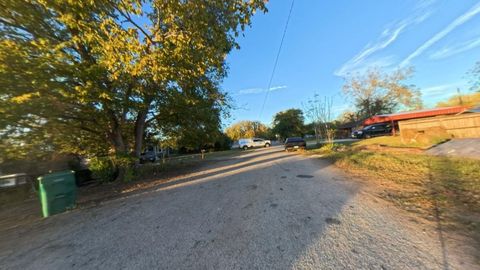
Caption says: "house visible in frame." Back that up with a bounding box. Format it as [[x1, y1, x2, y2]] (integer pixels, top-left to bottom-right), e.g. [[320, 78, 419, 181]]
[[362, 106, 470, 135], [398, 109, 480, 140], [336, 119, 365, 138]]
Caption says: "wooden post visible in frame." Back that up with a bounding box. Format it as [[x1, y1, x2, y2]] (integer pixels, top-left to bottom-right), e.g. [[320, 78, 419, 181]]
[[391, 120, 396, 136]]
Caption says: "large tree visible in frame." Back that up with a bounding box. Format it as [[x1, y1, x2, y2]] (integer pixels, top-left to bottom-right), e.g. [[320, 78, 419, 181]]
[[225, 120, 269, 141], [272, 109, 305, 140], [342, 67, 422, 119], [436, 92, 480, 108], [0, 0, 266, 167], [155, 78, 229, 150]]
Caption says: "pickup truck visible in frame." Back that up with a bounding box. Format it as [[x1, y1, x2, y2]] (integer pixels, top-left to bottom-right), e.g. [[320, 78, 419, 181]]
[[284, 137, 306, 151], [238, 138, 271, 150]]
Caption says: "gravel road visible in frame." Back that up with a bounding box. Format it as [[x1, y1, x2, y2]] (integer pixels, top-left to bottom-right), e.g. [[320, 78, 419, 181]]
[[426, 138, 480, 159], [0, 146, 477, 269]]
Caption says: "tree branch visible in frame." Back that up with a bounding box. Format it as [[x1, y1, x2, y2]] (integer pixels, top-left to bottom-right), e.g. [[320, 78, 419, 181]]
[[116, 4, 155, 45], [0, 18, 30, 34]]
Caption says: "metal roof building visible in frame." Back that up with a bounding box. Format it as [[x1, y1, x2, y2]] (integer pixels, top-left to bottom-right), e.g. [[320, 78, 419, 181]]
[[363, 106, 469, 126]]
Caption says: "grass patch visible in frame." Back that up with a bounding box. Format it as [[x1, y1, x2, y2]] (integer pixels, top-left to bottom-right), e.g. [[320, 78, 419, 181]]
[[324, 149, 480, 255], [352, 135, 447, 149], [308, 143, 344, 154], [307, 140, 356, 152], [136, 149, 243, 179], [204, 149, 243, 159]]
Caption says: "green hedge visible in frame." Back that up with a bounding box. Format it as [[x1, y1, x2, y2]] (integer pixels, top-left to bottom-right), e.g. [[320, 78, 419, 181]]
[[89, 155, 136, 183]]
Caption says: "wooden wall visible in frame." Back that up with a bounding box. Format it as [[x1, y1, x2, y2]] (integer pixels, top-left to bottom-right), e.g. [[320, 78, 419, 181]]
[[399, 113, 480, 140]]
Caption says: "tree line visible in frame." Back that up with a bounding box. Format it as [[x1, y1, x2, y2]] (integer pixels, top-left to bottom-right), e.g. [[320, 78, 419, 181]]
[[226, 63, 480, 143], [0, 0, 267, 179], [1, 1, 478, 180]]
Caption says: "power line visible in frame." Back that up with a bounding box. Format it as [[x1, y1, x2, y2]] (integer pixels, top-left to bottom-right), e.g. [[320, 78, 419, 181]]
[[258, 0, 295, 120]]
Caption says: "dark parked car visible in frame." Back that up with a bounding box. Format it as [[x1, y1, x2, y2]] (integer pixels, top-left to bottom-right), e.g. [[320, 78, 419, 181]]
[[140, 150, 158, 163], [284, 137, 307, 151], [352, 123, 392, 139]]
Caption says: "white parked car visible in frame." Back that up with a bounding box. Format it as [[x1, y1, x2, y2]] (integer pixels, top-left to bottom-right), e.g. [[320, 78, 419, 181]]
[[238, 138, 271, 150]]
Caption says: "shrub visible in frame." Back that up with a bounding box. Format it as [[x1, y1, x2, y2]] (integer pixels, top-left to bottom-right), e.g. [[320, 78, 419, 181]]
[[89, 156, 116, 183], [135, 163, 168, 179], [88, 155, 136, 183], [317, 142, 342, 153], [112, 155, 136, 182]]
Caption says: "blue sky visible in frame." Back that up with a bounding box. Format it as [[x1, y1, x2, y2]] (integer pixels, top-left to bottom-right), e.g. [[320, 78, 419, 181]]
[[221, 0, 480, 126]]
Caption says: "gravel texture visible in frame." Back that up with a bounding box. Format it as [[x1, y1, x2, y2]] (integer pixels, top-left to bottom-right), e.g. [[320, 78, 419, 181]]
[[426, 138, 480, 159], [0, 146, 477, 269]]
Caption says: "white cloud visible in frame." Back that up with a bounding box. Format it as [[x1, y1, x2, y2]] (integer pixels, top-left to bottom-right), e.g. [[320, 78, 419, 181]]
[[334, 25, 406, 76], [268, 85, 287, 91], [430, 36, 480, 59], [415, 0, 437, 10], [400, 2, 480, 66], [237, 87, 263, 94], [335, 3, 434, 76], [420, 81, 464, 97], [337, 56, 397, 76], [235, 85, 287, 95]]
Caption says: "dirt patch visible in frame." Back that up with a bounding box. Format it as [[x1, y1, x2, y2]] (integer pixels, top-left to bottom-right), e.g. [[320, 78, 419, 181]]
[[0, 160, 209, 233], [77, 160, 208, 205], [401, 127, 450, 146], [323, 150, 480, 262]]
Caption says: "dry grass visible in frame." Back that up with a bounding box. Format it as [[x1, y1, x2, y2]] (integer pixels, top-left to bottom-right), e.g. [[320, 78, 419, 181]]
[[352, 135, 448, 149], [324, 149, 480, 254], [307, 136, 447, 156]]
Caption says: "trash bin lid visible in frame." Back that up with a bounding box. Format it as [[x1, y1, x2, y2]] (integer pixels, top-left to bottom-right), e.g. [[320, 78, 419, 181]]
[[37, 170, 75, 183]]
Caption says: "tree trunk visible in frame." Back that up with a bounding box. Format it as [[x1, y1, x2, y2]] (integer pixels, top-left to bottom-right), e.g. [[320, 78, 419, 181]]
[[132, 96, 153, 165], [315, 124, 321, 145], [111, 128, 127, 154], [106, 129, 126, 182], [133, 109, 148, 162], [106, 110, 129, 181]]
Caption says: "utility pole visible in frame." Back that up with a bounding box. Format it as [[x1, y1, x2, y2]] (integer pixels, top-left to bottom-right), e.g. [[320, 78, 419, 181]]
[[457, 88, 463, 106]]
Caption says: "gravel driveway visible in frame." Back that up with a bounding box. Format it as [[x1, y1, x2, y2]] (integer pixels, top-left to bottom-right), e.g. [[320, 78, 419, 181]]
[[426, 138, 480, 159], [0, 146, 476, 269]]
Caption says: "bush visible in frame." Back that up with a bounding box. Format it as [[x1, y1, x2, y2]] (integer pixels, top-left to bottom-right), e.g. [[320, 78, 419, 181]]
[[320, 142, 336, 152], [135, 163, 168, 179], [89, 156, 116, 183], [308, 142, 341, 155], [88, 155, 136, 183], [113, 155, 136, 182]]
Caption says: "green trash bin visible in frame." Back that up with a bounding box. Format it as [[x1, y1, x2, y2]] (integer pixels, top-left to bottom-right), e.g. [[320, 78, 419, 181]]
[[38, 170, 77, 217]]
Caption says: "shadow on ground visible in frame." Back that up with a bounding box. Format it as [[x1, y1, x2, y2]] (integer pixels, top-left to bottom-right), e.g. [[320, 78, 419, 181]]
[[0, 147, 357, 269], [0, 148, 286, 232], [427, 157, 480, 267]]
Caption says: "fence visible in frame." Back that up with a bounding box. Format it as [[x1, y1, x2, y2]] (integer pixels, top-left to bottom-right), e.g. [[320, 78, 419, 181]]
[[399, 113, 480, 142]]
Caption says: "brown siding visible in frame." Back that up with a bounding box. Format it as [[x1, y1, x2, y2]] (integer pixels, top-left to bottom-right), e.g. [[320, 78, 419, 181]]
[[399, 113, 480, 141]]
